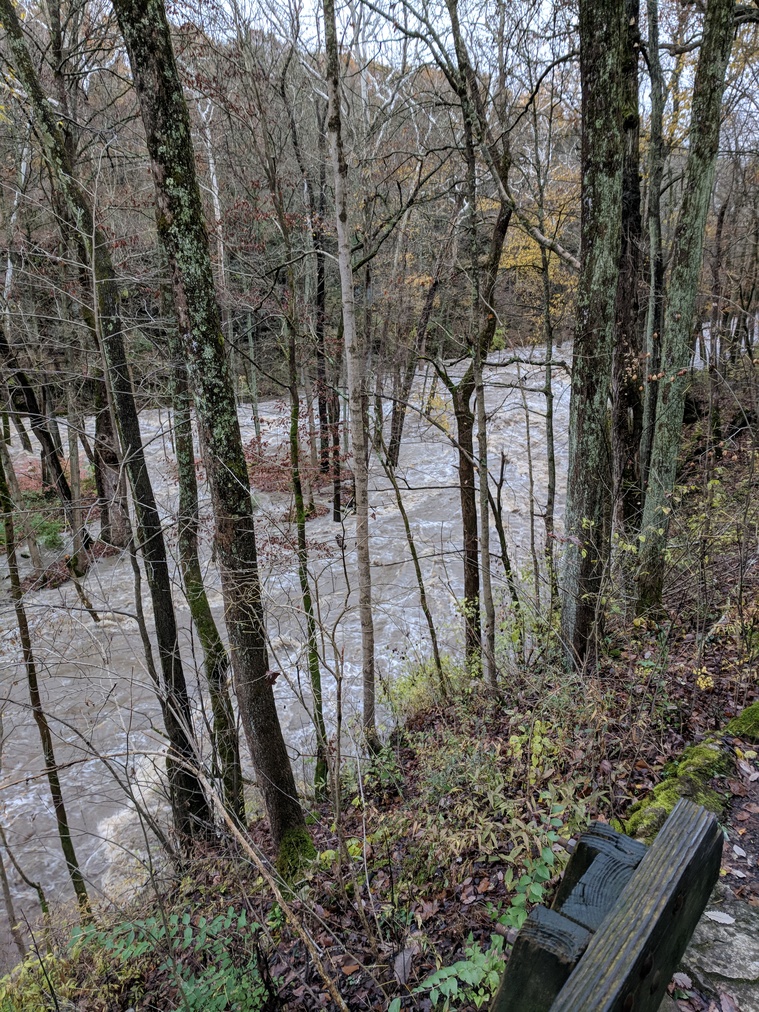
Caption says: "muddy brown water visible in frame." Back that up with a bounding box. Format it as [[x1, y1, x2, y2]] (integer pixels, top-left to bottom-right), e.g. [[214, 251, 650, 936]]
[[0, 354, 570, 969]]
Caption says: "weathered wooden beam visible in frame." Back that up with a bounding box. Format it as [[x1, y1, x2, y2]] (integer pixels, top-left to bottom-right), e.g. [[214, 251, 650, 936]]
[[490, 906, 591, 1012], [553, 822, 647, 910], [558, 851, 641, 933], [550, 799, 722, 1011]]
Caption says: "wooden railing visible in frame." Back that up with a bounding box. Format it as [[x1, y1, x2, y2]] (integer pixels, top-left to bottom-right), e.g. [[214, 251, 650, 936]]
[[490, 798, 722, 1011]]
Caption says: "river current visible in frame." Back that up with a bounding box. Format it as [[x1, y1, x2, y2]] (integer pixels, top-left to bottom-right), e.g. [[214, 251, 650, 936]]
[[0, 352, 569, 968]]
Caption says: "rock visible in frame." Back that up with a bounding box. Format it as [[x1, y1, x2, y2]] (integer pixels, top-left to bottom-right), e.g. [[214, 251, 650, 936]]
[[681, 883, 759, 1012]]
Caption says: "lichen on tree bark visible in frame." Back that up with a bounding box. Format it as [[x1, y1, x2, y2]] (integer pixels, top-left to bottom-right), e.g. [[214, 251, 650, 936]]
[[111, 0, 309, 852]]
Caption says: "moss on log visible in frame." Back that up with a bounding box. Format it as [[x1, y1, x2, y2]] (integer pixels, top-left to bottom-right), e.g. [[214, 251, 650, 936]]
[[727, 702, 759, 742], [625, 742, 730, 843]]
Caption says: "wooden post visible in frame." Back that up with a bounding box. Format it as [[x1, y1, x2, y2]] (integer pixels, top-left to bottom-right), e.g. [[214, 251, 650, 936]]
[[490, 800, 722, 1012], [551, 801, 722, 1011]]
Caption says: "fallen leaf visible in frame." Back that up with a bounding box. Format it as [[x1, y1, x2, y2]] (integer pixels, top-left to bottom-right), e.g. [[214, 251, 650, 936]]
[[341, 963, 360, 976], [477, 877, 491, 894], [705, 910, 736, 925], [736, 812, 751, 821], [672, 972, 692, 989], [744, 803, 759, 814], [419, 900, 439, 922], [394, 946, 417, 985], [727, 779, 749, 797], [719, 992, 740, 1012], [733, 845, 747, 858]]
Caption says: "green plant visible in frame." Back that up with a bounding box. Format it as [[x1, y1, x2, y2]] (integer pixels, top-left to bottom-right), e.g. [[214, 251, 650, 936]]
[[506, 718, 561, 786], [381, 653, 464, 720], [32, 516, 64, 550], [0, 950, 81, 1011], [0, 490, 65, 552], [342, 746, 405, 807], [266, 902, 285, 934], [71, 905, 272, 1011], [410, 933, 505, 1009]]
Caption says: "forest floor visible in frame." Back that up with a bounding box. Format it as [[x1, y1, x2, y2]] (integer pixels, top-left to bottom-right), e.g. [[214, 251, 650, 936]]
[[3, 378, 759, 1010]]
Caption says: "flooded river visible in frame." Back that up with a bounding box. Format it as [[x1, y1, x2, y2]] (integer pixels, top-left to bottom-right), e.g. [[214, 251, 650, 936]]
[[0, 351, 570, 968]]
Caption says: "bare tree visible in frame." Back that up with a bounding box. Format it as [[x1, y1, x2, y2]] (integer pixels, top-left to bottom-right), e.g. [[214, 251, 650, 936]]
[[560, 0, 626, 666], [323, 0, 379, 747], [111, 0, 313, 860], [636, 0, 736, 612], [0, 450, 90, 914]]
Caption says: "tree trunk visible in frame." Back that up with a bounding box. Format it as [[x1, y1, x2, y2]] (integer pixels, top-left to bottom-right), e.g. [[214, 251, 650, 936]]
[[0, 0, 212, 841], [473, 346, 496, 685], [93, 382, 130, 548], [111, 0, 309, 857], [171, 339, 245, 824], [288, 334, 329, 798], [640, 0, 666, 486], [611, 0, 644, 539], [0, 438, 42, 574], [560, 0, 626, 667], [286, 88, 331, 473], [0, 333, 72, 508], [636, 0, 735, 612], [387, 238, 448, 471], [378, 434, 447, 694], [452, 379, 481, 663], [323, 0, 378, 747], [0, 450, 90, 915]]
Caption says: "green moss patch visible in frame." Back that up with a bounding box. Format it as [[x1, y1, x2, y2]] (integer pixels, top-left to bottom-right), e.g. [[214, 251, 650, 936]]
[[625, 742, 730, 843], [275, 826, 316, 881], [727, 702, 759, 742]]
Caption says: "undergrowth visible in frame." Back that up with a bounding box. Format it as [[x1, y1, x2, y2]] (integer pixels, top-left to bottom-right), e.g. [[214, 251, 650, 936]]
[[0, 490, 65, 550]]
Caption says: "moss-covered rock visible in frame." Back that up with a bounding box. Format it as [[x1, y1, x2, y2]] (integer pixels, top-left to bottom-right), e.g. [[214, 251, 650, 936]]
[[275, 826, 316, 881], [625, 742, 730, 843], [727, 701, 759, 742]]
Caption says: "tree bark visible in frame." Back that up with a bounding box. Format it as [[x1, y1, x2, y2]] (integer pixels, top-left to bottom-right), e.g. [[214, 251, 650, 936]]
[[451, 378, 481, 662], [171, 339, 245, 824], [323, 0, 378, 746], [560, 0, 626, 667], [111, 0, 309, 855], [288, 334, 329, 798], [640, 0, 666, 486], [636, 0, 735, 612], [611, 0, 644, 538], [93, 382, 130, 548], [473, 345, 496, 685]]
